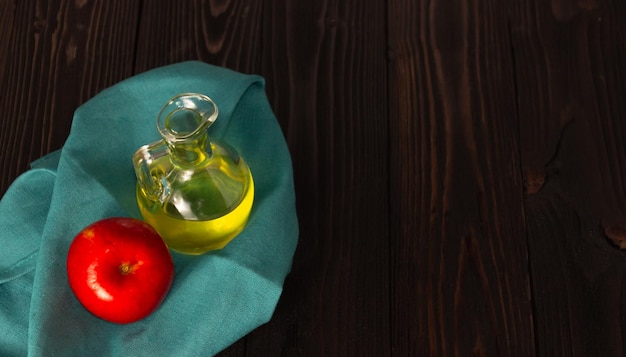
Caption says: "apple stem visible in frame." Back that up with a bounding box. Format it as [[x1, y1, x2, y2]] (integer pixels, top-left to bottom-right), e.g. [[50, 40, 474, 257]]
[[120, 263, 132, 275], [119, 260, 143, 275]]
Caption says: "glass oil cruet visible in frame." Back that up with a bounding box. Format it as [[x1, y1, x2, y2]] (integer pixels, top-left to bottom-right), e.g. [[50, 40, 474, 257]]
[[133, 93, 254, 255]]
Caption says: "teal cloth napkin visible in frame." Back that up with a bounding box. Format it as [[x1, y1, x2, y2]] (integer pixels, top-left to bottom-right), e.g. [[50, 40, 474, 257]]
[[0, 61, 298, 356]]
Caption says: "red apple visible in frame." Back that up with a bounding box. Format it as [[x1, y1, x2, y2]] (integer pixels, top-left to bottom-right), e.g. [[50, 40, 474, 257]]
[[66, 217, 174, 324]]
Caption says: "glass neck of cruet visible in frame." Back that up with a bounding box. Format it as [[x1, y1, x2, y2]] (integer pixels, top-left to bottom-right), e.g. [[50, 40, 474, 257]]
[[157, 93, 218, 167]]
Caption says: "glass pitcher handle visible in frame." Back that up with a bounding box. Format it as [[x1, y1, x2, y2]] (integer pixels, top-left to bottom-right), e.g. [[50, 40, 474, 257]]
[[133, 140, 170, 202]]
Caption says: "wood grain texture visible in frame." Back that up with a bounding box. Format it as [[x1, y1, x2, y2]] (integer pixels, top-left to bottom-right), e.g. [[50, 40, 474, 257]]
[[511, 0, 626, 355], [134, 0, 263, 74], [0, 0, 15, 88], [388, 0, 535, 355], [0, 0, 140, 195]]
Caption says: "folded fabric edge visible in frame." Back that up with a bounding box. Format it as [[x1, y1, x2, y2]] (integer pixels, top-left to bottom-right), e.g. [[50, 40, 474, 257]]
[[208, 260, 287, 355], [0, 165, 58, 282], [0, 251, 39, 284], [30, 150, 62, 171]]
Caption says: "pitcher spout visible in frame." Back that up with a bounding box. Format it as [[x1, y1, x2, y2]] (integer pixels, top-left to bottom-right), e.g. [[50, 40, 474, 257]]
[[153, 93, 219, 167]]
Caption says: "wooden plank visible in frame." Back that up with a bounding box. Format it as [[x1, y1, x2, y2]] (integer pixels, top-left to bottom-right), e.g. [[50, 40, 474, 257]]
[[241, 0, 390, 355], [133, 0, 264, 73], [387, 0, 535, 355], [0, 0, 16, 87], [510, 1, 626, 355], [0, 0, 140, 195], [134, 0, 390, 355]]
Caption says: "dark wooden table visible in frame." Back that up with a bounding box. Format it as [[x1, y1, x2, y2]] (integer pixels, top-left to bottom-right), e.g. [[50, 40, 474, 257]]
[[2, 0, 626, 355]]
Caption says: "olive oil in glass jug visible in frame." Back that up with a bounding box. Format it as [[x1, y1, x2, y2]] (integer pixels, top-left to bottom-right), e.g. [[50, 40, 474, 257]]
[[133, 93, 254, 255]]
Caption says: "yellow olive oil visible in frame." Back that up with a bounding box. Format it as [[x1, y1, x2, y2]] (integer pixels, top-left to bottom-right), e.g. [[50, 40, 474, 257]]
[[136, 144, 254, 255]]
